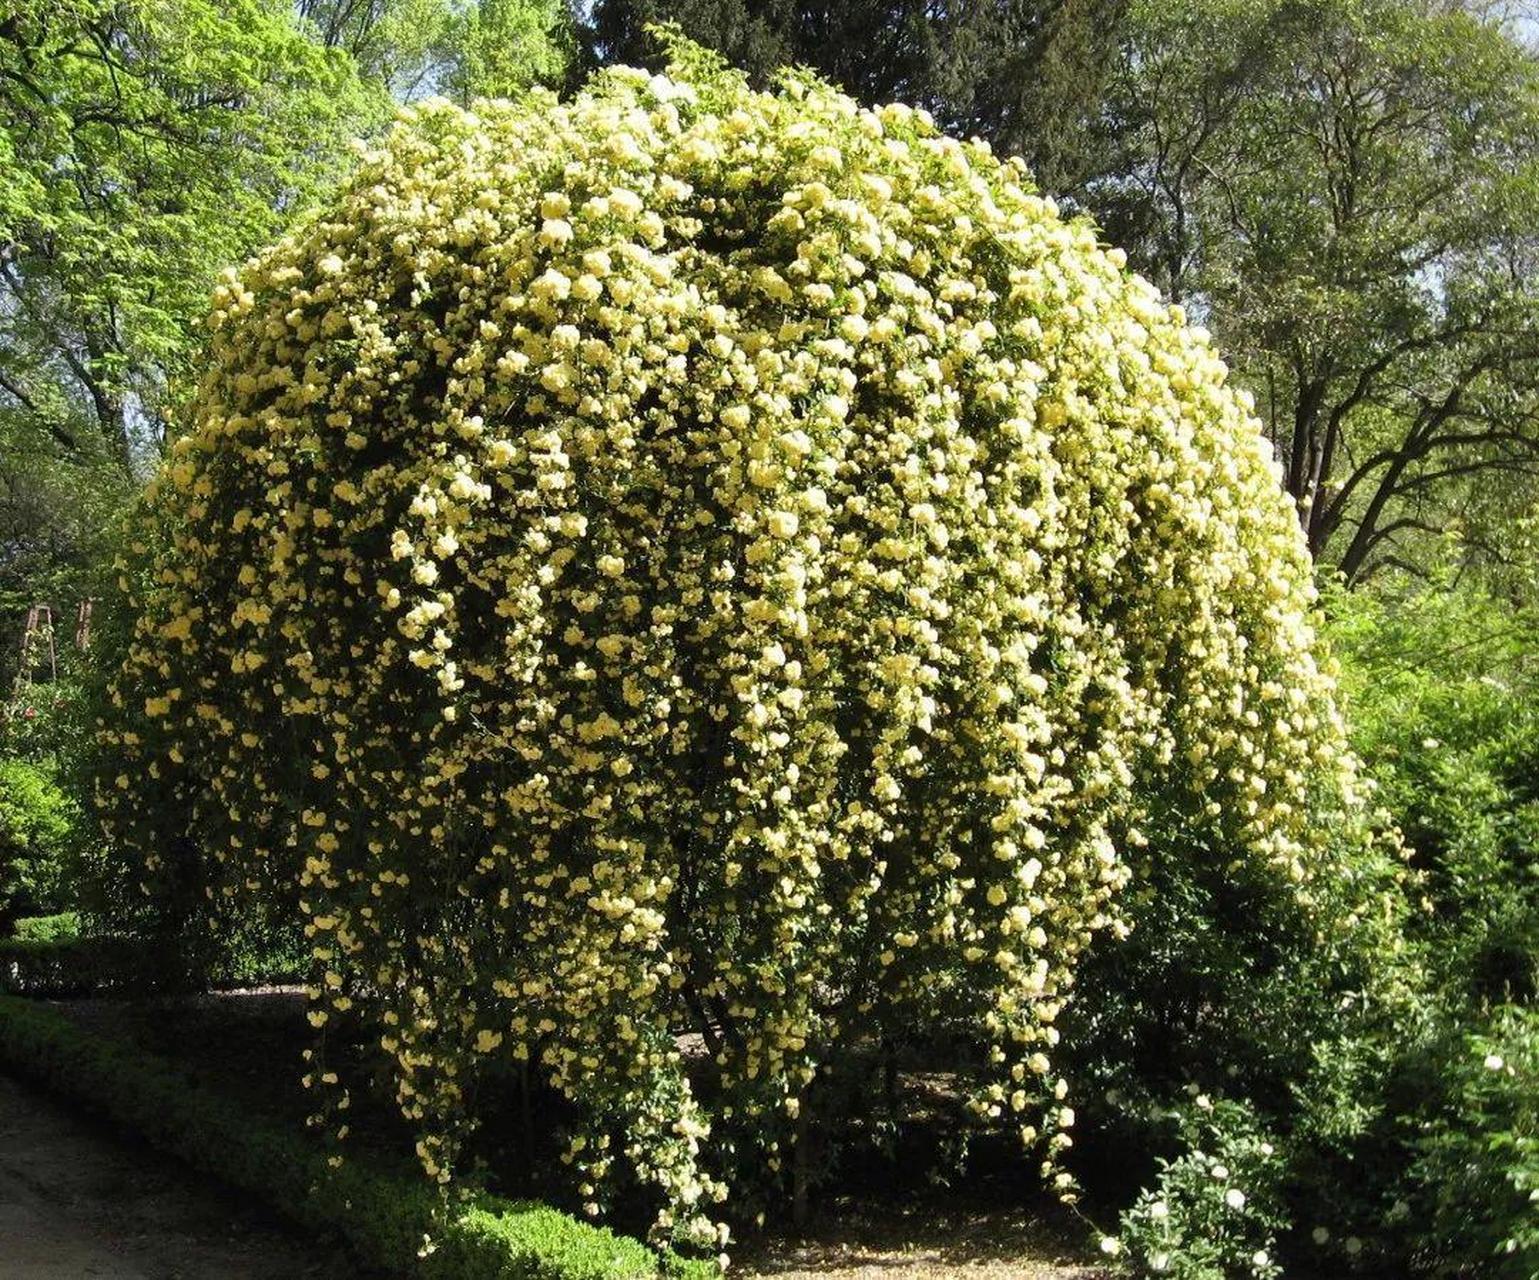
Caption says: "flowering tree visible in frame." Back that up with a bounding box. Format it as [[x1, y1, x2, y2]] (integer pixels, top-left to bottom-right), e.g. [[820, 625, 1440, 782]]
[[101, 40, 1362, 1252]]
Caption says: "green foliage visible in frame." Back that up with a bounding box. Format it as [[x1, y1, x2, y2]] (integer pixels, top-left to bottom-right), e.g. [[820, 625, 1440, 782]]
[[3, 675, 95, 765], [0, 756, 77, 924], [0, 0, 391, 640], [1059, 768, 1412, 1275], [1406, 1008, 1539, 1277], [0, 0, 389, 463], [10, 910, 79, 942], [0, 427, 129, 623], [1060, 794, 1406, 1123], [0, 993, 710, 1279], [443, 0, 573, 103], [1327, 580, 1539, 1000], [583, 0, 1125, 190], [1085, 0, 1539, 579], [1115, 1098, 1286, 1279], [298, 0, 573, 103], [1269, 579, 1539, 1275], [0, 933, 152, 996]]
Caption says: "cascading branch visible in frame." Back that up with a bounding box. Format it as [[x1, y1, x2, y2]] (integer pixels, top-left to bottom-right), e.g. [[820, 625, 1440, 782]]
[[101, 41, 1361, 1253]]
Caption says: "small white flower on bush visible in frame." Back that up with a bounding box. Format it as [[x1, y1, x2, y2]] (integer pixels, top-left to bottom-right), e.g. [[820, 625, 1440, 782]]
[[1117, 1098, 1284, 1278]]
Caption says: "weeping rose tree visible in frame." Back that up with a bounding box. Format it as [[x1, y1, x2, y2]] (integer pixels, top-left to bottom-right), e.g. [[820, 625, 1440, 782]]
[[102, 38, 1363, 1255]]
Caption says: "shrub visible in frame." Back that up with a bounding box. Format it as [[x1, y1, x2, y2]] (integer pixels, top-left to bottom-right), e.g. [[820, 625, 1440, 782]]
[[0, 933, 153, 996], [1326, 582, 1539, 1003], [101, 38, 1371, 1247], [2, 675, 94, 765], [1281, 582, 1539, 1277], [1115, 1097, 1287, 1279], [0, 756, 77, 926], [10, 910, 81, 942], [1404, 1007, 1539, 1277]]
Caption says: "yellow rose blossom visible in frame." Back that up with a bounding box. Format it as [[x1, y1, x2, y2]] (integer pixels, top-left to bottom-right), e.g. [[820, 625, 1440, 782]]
[[103, 48, 1369, 1253]]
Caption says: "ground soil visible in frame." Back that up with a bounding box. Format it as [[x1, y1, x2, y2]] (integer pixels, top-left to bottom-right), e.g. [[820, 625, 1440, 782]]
[[735, 1198, 1108, 1278], [6, 991, 1107, 1279]]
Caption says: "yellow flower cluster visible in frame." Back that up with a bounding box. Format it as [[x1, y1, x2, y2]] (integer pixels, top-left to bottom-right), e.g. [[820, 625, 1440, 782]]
[[102, 48, 1358, 1248]]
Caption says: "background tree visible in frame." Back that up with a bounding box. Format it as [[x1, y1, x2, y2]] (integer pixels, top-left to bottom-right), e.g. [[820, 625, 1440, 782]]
[[582, 0, 1125, 191], [0, 0, 387, 474], [0, 0, 573, 623], [1080, 0, 1539, 581], [297, 0, 572, 103]]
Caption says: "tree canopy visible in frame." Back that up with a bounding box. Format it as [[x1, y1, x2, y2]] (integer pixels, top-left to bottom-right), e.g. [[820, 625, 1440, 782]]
[[1085, 0, 1539, 581], [102, 48, 1366, 1245], [0, 0, 575, 614], [582, 1, 1126, 192]]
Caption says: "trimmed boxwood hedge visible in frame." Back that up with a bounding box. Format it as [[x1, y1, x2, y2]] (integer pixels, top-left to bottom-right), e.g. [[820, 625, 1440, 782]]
[[0, 995, 714, 1280], [0, 935, 154, 996], [0, 931, 306, 996]]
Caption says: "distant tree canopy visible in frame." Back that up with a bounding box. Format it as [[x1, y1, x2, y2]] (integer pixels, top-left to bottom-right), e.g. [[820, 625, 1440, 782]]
[[582, 0, 1127, 192], [0, 0, 385, 609], [0, 0, 574, 613], [0, 1, 384, 473], [1085, 0, 1539, 583], [296, 0, 571, 104]]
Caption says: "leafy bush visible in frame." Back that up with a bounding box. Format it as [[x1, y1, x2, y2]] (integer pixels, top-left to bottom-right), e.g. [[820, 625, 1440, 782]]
[[1327, 582, 1539, 1002], [1293, 582, 1539, 1276], [1115, 1097, 1286, 1279], [0, 756, 78, 926], [1405, 1007, 1539, 1277], [10, 911, 80, 942], [2, 676, 94, 765], [101, 39, 1372, 1246], [0, 934, 153, 996], [0, 994, 709, 1279], [1059, 792, 1405, 1139]]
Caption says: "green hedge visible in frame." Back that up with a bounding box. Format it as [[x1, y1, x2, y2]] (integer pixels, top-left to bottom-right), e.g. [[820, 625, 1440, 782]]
[[0, 931, 305, 996], [0, 935, 153, 996], [0, 995, 714, 1280]]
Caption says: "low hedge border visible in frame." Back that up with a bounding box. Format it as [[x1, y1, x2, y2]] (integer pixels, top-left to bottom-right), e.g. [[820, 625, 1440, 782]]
[[0, 934, 307, 996], [0, 995, 715, 1280], [0, 935, 154, 996]]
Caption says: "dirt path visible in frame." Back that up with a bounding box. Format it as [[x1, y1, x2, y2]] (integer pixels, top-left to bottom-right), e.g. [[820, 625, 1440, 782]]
[[0, 1072, 362, 1279], [737, 1200, 1108, 1280]]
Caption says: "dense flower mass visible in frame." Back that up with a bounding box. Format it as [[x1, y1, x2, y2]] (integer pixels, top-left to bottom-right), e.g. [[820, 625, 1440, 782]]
[[101, 45, 1360, 1249]]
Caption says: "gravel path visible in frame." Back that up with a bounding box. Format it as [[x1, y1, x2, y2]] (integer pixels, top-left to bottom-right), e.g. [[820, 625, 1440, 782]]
[[0, 1071, 361, 1279]]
